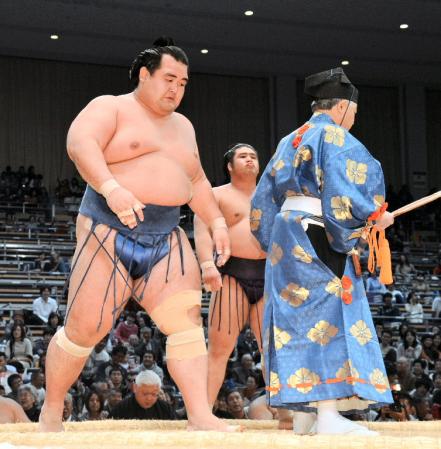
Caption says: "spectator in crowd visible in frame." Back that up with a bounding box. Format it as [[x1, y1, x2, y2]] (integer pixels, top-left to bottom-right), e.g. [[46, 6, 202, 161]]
[[242, 375, 262, 405], [18, 384, 40, 422], [414, 397, 433, 421], [96, 345, 128, 382], [385, 282, 404, 304], [431, 360, 441, 382], [366, 271, 387, 296], [34, 253, 51, 272], [103, 389, 123, 416], [125, 334, 140, 356], [0, 396, 30, 423], [46, 251, 69, 273], [432, 373, 441, 393], [412, 359, 431, 384], [405, 292, 424, 324], [6, 373, 23, 402], [62, 393, 77, 422], [400, 393, 418, 421], [432, 293, 441, 318], [33, 328, 55, 357], [47, 312, 63, 333], [137, 351, 164, 381], [110, 371, 176, 420], [236, 328, 259, 361], [397, 329, 422, 361], [225, 389, 249, 419], [79, 390, 106, 421], [114, 313, 139, 344], [396, 357, 416, 393], [379, 329, 397, 363], [3, 310, 26, 339], [0, 351, 16, 394], [432, 390, 441, 420], [410, 378, 433, 403], [5, 323, 33, 369], [30, 286, 58, 325], [134, 327, 163, 364], [231, 353, 260, 387], [30, 370, 46, 406], [107, 367, 130, 397], [395, 254, 415, 278], [420, 334, 439, 370], [413, 276, 430, 294], [378, 293, 401, 324]]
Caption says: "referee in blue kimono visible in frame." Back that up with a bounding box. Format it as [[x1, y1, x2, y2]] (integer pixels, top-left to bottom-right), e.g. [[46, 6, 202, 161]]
[[251, 68, 394, 435]]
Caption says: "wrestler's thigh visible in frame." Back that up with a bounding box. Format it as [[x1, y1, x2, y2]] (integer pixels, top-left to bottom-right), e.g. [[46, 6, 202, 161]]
[[66, 214, 132, 344], [249, 299, 264, 352], [135, 228, 200, 314], [209, 274, 250, 337]]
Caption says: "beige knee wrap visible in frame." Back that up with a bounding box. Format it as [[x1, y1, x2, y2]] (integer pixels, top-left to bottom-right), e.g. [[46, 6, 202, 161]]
[[55, 327, 94, 358], [149, 289, 207, 361]]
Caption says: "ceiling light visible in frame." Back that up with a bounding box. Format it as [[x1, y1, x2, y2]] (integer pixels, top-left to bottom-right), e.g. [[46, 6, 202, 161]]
[[341, 60, 349, 66], [201, 49, 208, 54], [244, 10, 254, 16], [400, 24, 409, 29], [50, 34, 59, 40]]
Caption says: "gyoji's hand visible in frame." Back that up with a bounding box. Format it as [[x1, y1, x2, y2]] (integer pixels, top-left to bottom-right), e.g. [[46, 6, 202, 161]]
[[105, 186, 145, 229], [212, 227, 231, 267], [202, 266, 222, 292], [375, 211, 394, 230]]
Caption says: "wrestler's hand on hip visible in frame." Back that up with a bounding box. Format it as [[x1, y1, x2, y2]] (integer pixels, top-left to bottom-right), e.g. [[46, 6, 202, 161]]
[[202, 266, 222, 292], [213, 227, 231, 267], [374, 211, 394, 231], [106, 186, 145, 229]]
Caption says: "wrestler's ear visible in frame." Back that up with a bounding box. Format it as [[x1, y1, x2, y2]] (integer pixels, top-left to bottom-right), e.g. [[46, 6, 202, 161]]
[[139, 66, 149, 82], [227, 161, 233, 173]]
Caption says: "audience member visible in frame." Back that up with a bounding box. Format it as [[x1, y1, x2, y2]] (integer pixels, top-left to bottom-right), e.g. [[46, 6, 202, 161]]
[[29, 369, 46, 406], [17, 384, 40, 422], [109, 371, 176, 420], [107, 367, 130, 397], [114, 313, 139, 344], [137, 351, 164, 381], [224, 389, 249, 419], [103, 389, 123, 416], [62, 392, 78, 422], [420, 334, 439, 370], [134, 326, 163, 364], [412, 359, 431, 384], [78, 391, 106, 421], [5, 323, 33, 369], [231, 353, 260, 387], [380, 329, 397, 363], [405, 292, 424, 324], [395, 254, 415, 278], [397, 329, 422, 361], [386, 282, 404, 304], [30, 286, 58, 325], [6, 373, 22, 402], [33, 328, 55, 357], [396, 357, 416, 393], [96, 345, 128, 382], [378, 293, 401, 324]]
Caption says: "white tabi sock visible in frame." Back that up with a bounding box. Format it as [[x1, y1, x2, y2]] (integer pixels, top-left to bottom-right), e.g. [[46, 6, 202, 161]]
[[316, 400, 378, 436]]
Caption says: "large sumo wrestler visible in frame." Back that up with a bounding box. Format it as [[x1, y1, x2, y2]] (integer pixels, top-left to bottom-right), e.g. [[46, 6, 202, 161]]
[[39, 38, 233, 432]]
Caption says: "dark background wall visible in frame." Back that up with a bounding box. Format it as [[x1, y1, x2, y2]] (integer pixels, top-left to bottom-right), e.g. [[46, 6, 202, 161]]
[[0, 55, 439, 193]]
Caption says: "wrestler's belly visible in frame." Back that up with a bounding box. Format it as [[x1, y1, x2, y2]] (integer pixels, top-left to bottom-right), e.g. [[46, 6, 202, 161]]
[[228, 220, 266, 259], [108, 152, 192, 206]]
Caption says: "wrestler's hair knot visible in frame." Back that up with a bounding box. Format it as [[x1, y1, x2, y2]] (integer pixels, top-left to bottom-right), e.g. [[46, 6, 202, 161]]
[[129, 36, 189, 88], [153, 36, 175, 47]]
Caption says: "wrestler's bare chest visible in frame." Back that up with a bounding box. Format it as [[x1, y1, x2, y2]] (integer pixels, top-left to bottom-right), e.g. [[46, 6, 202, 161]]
[[102, 100, 198, 205], [217, 187, 252, 227]]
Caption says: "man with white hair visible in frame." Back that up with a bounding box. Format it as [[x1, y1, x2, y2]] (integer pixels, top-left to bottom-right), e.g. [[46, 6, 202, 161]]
[[109, 370, 176, 419]]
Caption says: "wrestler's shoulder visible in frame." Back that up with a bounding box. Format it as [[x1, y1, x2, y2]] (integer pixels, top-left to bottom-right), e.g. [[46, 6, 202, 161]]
[[171, 111, 195, 131]]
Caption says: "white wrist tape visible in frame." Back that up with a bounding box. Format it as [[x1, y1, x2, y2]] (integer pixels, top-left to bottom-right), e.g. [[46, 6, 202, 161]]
[[211, 217, 227, 231], [99, 179, 120, 199], [200, 260, 216, 270]]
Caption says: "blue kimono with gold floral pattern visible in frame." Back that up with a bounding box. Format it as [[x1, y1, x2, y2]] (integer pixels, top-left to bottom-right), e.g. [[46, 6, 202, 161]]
[[251, 113, 393, 411]]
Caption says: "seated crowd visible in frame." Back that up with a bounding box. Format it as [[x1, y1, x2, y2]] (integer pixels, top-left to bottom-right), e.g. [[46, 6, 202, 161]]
[[0, 181, 440, 425]]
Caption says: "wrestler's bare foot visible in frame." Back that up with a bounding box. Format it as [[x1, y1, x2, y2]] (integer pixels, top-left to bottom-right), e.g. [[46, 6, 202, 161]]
[[187, 415, 243, 432], [38, 406, 64, 432]]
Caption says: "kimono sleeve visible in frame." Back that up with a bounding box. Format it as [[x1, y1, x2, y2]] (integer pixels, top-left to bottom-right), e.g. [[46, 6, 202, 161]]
[[321, 137, 386, 253]]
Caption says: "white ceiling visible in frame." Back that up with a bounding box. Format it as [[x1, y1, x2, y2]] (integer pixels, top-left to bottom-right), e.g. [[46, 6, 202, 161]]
[[1, 0, 440, 84]]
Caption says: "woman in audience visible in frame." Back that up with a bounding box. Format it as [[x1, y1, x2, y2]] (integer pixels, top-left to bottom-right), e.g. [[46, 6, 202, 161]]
[[433, 333, 441, 352], [17, 384, 40, 422], [420, 335, 440, 370], [395, 254, 416, 277], [405, 292, 424, 324], [78, 391, 106, 421], [47, 312, 63, 333], [5, 323, 33, 369], [397, 329, 422, 361]]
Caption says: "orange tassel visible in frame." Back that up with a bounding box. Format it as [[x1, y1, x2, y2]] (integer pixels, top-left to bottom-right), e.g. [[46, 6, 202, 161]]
[[366, 227, 393, 285]]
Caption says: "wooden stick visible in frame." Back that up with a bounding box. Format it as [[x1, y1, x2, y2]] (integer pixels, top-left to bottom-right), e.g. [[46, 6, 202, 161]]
[[392, 191, 441, 218]]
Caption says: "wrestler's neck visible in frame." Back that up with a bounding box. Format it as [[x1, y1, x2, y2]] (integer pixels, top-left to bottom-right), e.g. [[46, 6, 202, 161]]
[[230, 175, 256, 195], [132, 90, 172, 120]]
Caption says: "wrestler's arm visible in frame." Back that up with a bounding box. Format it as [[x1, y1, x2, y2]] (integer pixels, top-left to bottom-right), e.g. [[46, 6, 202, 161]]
[[67, 95, 144, 228], [0, 398, 31, 423], [184, 122, 230, 266], [194, 190, 222, 291]]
